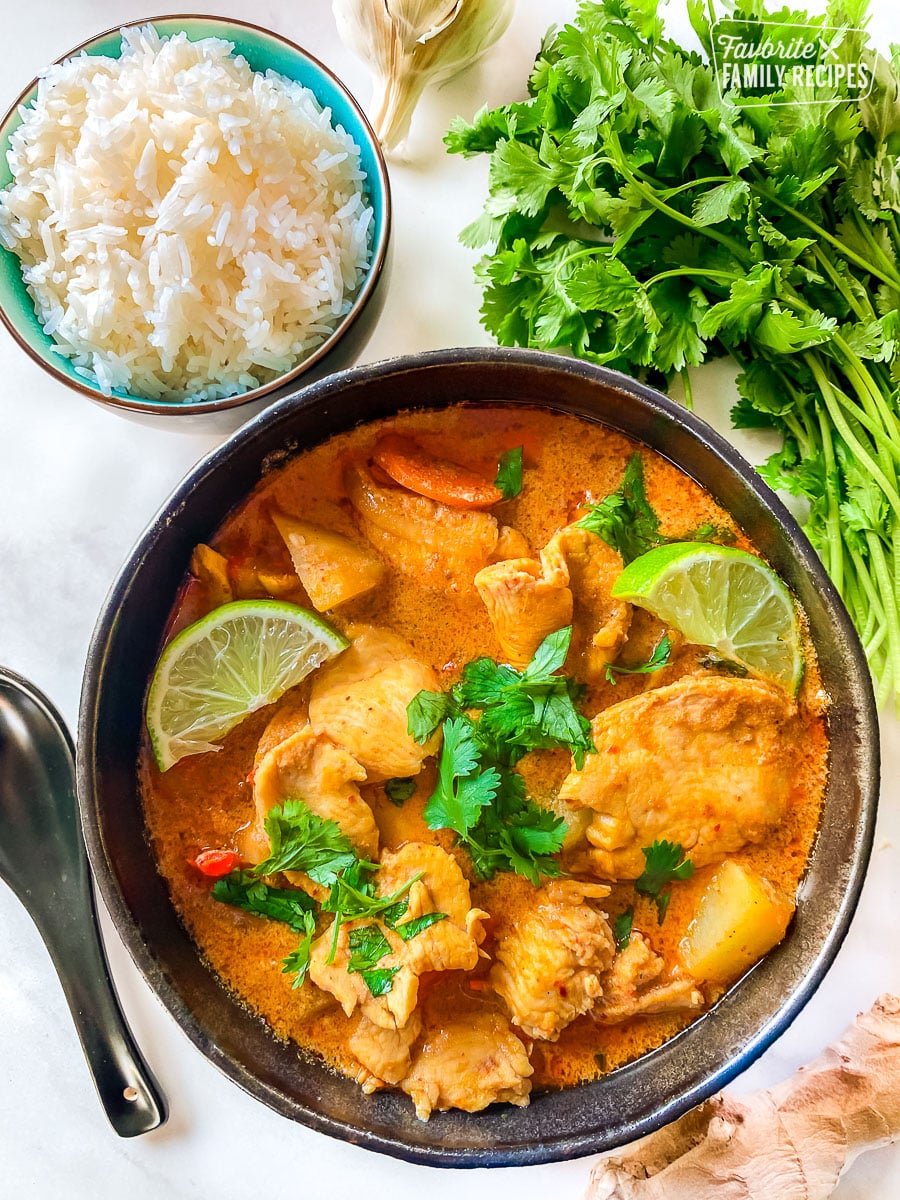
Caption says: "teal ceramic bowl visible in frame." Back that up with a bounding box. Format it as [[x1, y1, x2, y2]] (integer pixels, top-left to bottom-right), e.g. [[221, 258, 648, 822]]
[[0, 15, 390, 416]]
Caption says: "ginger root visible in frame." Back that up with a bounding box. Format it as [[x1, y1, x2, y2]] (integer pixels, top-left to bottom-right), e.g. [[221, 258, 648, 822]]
[[588, 994, 900, 1200]]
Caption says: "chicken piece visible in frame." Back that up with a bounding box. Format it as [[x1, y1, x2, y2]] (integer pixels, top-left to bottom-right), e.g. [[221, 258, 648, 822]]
[[378, 842, 487, 974], [350, 1011, 422, 1093], [251, 725, 378, 867], [401, 1009, 533, 1120], [308, 842, 486, 1030], [309, 625, 442, 782], [491, 525, 533, 561], [595, 932, 703, 1023], [490, 879, 616, 1041], [345, 461, 500, 590], [545, 526, 632, 679], [474, 540, 573, 668], [190, 543, 233, 606], [271, 510, 385, 611], [308, 918, 420, 1030], [558, 676, 796, 879]]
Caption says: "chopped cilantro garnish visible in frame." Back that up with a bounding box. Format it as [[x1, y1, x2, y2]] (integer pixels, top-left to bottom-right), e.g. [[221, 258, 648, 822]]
[[281, 910, 316, 989], [347, 924, 393, 973], [605, 635, 672, 685], [384, 777, 416, 806], [576, 454, 662, 565], [211, 870, 315, 930], [494, 445, 524, 500], [613, 907, 634, 953], [254, 799, 358, 884], [360, 967, 400, 997], [407, 688, 456, 744], [394, 912, 448, 941], [635, 840, 694, 923]]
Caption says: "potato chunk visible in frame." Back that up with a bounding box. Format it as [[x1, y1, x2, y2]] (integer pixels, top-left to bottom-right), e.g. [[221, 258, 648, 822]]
[[272, 511, 385, 610], [679, 860, 794, 984]]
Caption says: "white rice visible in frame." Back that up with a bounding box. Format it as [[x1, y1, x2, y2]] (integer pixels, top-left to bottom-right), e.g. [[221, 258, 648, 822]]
[[0, 25, 374, 401]]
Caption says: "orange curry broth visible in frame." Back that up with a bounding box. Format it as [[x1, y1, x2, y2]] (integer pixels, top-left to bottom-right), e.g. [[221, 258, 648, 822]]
[[140, 404, 828, 1093]]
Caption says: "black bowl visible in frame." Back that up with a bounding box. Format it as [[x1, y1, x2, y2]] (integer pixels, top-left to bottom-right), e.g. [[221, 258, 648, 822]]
[[77, 348, 879, 1166]]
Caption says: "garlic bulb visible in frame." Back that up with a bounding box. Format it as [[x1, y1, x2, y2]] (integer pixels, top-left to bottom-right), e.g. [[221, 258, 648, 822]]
[[333, 0, 515, 151]]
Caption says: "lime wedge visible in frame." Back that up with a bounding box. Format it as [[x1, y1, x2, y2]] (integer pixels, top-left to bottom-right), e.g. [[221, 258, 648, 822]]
[[147, 600, 349, 771], [611, 542, 803, 692]]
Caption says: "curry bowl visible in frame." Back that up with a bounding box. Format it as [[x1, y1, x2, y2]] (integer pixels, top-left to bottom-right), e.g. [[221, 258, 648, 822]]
[[0, 15, 390, 418], [77, 348, 878, 1165]]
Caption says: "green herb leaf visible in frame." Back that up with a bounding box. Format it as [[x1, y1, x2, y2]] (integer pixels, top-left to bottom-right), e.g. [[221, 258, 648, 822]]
[[407, 689, 457, 744], [576, 454, 663, 565], [384, 777, 416, 806], [424, 717, 500, 836], [393, 912, 448, 941], [255, 799, 358, 885], [347, 924, 393, 973], [212, 870, 316, 931], [360, 967, 401, 997], [613, 907, 634, 952], [635, 840, 694, 923], [605, 634, 672, 684], [281, 910, 316, 989], [495, 445, 524, 499]]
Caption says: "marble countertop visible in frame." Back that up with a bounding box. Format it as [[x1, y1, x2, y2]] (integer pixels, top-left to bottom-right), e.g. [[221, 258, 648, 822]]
[[2, 1, 898, 1195]]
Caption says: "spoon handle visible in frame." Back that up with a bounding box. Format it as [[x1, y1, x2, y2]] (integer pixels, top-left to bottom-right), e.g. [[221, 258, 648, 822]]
[[36, 885, 167, 1137]]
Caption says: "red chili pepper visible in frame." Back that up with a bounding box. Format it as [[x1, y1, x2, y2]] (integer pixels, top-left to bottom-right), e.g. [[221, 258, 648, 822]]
[[191, 849, 240, 877]]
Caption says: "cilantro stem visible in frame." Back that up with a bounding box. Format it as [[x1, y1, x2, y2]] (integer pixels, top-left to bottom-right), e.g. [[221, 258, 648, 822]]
[[805, 353, 900, 513], [866, 528, 900, 707], [749, 183, 900, 289], [680, 367, 694, 411], [599, 149, 753, 265], [645, 267, 736, 290]]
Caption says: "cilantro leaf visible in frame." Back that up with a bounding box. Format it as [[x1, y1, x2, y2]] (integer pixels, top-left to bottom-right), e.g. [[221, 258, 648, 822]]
[[384, 777, 416, 806], [576, 454, 663, 564], [347, 924, 392, 973], [212, 870, 316, 931], [495, 445, 524, 499], [605, 634, 672, 684], [424, 717, 500, 836], [635, 840, 694, 922], [393, 912, 448, 941], [255, 799, 357, 885], [613, 907, 634, 953], [360, 967, 401, 997], [281, 910, 316, 989], [407, 689, 457, 744]]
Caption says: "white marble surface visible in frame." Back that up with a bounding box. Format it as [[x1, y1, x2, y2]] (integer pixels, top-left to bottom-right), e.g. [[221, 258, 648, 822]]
[[1, 1, 899, 1195]]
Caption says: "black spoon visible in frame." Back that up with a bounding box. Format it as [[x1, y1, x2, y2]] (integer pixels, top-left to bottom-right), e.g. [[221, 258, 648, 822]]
[[0, 665, 166, 1136]]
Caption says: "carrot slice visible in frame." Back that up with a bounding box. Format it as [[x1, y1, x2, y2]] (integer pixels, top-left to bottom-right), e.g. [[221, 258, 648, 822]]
[[372, 434, 502, 509]]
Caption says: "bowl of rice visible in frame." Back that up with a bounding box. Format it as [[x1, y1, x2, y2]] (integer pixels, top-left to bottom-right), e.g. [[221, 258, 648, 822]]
[[0, 16, 390, 415]]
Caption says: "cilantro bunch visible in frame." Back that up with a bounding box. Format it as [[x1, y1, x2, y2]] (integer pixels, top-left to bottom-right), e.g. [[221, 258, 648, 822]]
[[448, 0, 900, 707]]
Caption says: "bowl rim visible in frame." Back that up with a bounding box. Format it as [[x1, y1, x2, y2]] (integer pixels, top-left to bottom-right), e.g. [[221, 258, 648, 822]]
[[77, 346, 880, 1165], [0, 12, 392, 415]]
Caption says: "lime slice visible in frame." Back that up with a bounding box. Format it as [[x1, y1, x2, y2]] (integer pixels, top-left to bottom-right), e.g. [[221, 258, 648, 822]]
[[611, 542, 803, 692], [147, 600, 349, 771]]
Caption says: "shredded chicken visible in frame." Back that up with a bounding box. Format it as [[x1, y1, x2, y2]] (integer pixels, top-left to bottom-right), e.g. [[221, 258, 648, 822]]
[[474, 540, 573, 668], [546, 525, 632, 679], [474, 524, 630, 674], [308, 625, 441, 782], [249, 726, 378, 877], [596, 932, 703, 1023], [401, 1009, 533, 1120], [490, 879, 616, 1040], [308, 842, 486, 1030], [559, 676, 796, 878], [345, 461, 500, 590], [350, 1012, 422, 1093]]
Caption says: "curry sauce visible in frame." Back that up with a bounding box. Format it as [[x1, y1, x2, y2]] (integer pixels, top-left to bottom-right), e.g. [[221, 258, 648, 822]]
[[141, 405, 828, 1107]]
